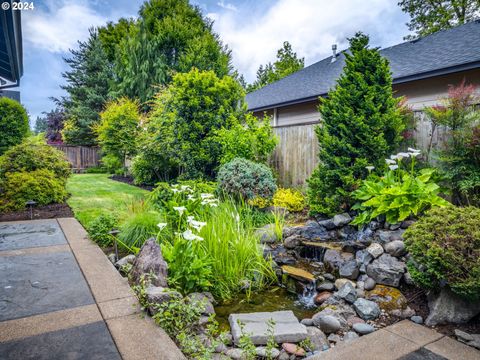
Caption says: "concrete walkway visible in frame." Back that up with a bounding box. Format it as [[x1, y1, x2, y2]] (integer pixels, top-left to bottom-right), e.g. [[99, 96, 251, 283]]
[[310, 320, 480, 360], [0, 218, 184, 360]]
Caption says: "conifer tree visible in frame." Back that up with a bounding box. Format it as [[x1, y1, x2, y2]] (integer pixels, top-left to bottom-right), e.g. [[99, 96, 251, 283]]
[[308, 32, 405, 216]]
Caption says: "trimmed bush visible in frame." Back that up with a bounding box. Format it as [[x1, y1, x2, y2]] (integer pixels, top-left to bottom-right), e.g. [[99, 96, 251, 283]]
[[403, 206, 480, 300], [273, 188, 306, 212], [0, 137, 71, 181], [0, 169, 68, 211], [0, 97, 29, 155], [217, 158, 276, 200]]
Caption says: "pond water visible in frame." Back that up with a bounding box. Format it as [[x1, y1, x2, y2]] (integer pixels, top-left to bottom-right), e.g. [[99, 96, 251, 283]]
[[215, 286, 318, 331]]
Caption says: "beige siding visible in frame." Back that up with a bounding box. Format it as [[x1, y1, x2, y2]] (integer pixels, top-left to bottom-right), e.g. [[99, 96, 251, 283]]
[[277, 101, 320, 126]]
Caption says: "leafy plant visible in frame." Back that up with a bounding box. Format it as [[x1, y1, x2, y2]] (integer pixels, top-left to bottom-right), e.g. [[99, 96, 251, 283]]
[[118, 205, 163, 251], [0, 136, 71, 181], [248, 196, 272, 209], [352, 150, 450, 225], [0, 169, 67, 211], [265, 318, 278, 359], [273, 188, 306, 212], [236, 320, 256, 360], [0, 97, 29, 155], [217, 158, 277, 200], [307, 33, 405, 216], [403, 206, 480, 300], [87, 213, 118, 247], [215, 113, 278, 165]]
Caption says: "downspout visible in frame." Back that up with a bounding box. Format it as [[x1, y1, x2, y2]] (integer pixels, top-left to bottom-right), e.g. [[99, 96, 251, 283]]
[[273, 107, 278, 127]]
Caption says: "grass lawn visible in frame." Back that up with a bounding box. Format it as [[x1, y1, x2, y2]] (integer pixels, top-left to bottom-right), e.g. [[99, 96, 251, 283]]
[[67, 174, 148, 227]]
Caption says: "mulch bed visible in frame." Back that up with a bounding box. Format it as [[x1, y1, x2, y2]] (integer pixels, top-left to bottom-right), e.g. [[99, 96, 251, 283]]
[[0, 202, 74, 222], [109, 175, 154, 191]]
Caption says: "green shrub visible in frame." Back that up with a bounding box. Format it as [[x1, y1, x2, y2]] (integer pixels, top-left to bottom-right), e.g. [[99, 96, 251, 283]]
[[403, 206, 480, 300], [215, 113, 278, 165], [0, 136, 71, 181], [217, 158, 277, 200], [87, 213, 118, 247], [118, 208, 162, 252], [307, 33, 405, 216], [273, 188, 306, 212], [0, 169, 67, 211], [352, 150, 450, 225], [100, 153, 124, 175], [84, 166, 108, 174], [0, 97, 29, 155]]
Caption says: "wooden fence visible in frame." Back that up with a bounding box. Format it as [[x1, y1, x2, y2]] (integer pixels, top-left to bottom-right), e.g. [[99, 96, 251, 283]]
[[271, 114, 444, 187], [51, 145, 101, 172]]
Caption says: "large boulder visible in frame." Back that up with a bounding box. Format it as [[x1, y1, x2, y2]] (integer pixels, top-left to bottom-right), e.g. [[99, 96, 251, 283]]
[[324, 249, 354, 270], [366, 253, 405, 287], [335, 282, 357, 304], [384, 240, 407, 257], [425, 287, 480, 326], [353, 298, 381, 320], [339, 260, 360, 280], [375, 229, 405, 244], [130, 238, 168, 287], [333, 213, 352, 227], [366, 285, 408, 313]]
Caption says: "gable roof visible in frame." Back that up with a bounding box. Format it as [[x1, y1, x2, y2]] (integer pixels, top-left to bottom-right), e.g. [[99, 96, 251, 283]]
[[0, 1, 23, 87], [246, 20, 480, 111]]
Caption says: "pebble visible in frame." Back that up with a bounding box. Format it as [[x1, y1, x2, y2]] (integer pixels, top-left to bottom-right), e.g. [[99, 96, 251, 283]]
[[364, 277, 376, 291], [343, 331, 360, 341], [410, 315, 423, 324], [353, 323, 376, 335], [335, 278, 356, 290], [366, 243, 384, 258], [317, 281, 335, 292], [256, 347, 281, 358], [314, 291, 333, 305], [282, 343, 305, 356]]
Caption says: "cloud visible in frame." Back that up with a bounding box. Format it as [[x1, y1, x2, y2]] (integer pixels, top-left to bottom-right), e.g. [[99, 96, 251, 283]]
[[23, 1, 108, 53], [217, 1, 237, 12], [211, 0, 410, 82]]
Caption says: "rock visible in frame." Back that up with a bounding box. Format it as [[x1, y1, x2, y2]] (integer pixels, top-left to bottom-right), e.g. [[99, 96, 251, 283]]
[[353, 298, 381, 320], [401, 220, 415, 229], [389, 223, 401, 230], [115, 254, 135, 268], [131, 238, 168, 287], [364, 278, 376, 291], [107, 253, 116, 264], [366, 243, 384, 258], [338, 226, 358, 242], [455, 329, 475, 343], [403, 272, 414, 285], [356, 250, 373, 267], [312, 314, 341, 334], [353, 323, 375, 335], [366, 285, 408, 313], [333, 213, 352, 227], [335, 278, 356, 290], [145, 286, 182, 315], [282, 343, 305, 356], [368, 221, 382, 231], [186, 292, 215, 315], [314, 291, 333, 305], [229, 311, 307, 345], [317, 219, 336, 230], [343, 331, 359, 342], [335, 282, 357, 304], [225, 348, 244, 360], [317, 281, 335, 292], [278, 350, 290, 360], [346, 316, 365, 327], [339, 260, 360, 280], [366, 254, 405, 287], [301, 318, 313, 326], [294, 223, 334, 241], [284, 235, 302, 249], [356, 227, 375, 245], [356, 289, 365, 298], [256, 224, 278, 244], [281, 265, 315, 282], [305, 327, 329, 351], [390, 307, 415, 319], [425, 287, 480, 326], [324, 273, 336, 281], [327, 334, 341, 343], [375, 229, 405, 244], [256, 347, 281, 358], [384, 240, 407, 257], [410, 316, 423, 324], [323, 249, 354, 270]]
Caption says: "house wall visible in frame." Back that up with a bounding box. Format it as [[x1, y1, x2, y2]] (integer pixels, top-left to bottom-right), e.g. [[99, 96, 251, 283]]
[[259, 69, 480, 186]]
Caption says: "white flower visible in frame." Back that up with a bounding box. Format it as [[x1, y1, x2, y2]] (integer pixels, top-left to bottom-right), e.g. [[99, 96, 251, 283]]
[[365, 166, 375, 171], [208, 203, 218, 207], [389, 165, 399, 170], [157, 223, 167, 231], [408, 147, 421, 153], [390, 155, 397, 160], [187, 216, 195, 222], [173, 206, 187, 215], [182, 229, 203, 241], [386, 159, 396, 165], [397, 152, 410, 159], [187, 194, 196, 201], [410, 152, 420, 157], [189, 219, 207, 231], [200, 193, 214, 199], [172, 188, 180, 194]]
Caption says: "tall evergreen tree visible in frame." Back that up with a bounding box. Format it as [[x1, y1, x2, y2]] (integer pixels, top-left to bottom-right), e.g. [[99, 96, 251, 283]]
[[248, 41, 304, 92], [114, 0, 232, 108], [59, 28, 112, 145], [307, 33, 405, 216], [399, 0, 480, 39]]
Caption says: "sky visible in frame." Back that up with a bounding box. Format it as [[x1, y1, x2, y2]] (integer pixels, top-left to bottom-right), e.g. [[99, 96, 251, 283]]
[[19, 0, 411, 122]]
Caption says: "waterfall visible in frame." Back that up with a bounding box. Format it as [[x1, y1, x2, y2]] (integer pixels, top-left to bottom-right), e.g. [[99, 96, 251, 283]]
[[296, 279, 317, 308]]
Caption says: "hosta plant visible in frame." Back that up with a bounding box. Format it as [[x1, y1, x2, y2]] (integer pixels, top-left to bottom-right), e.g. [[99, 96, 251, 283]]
[[352, 149, 450, 225]]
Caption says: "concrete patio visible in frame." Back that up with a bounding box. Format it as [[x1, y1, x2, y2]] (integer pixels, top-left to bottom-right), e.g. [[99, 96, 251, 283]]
[[0, 218, 184, 360]]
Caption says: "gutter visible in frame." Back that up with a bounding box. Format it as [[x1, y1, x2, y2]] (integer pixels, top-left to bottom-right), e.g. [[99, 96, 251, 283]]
[[247, 61, 480, 112]]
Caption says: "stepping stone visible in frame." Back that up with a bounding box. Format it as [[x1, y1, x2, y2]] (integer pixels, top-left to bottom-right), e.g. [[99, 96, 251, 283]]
[[229, 311, 307, 345], [281, 265, 314, 282]]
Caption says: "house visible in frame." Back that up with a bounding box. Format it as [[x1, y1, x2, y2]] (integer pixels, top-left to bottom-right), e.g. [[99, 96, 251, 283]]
[[246, 20, 480, 186], [0, 0, 23, 100]]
